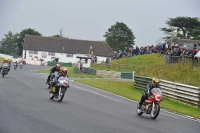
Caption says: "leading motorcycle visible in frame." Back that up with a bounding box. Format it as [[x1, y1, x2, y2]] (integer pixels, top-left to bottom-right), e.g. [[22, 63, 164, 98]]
[[49, 75, 69, 102], [136, 88, 163, 119], [1, 63, 9, 77]]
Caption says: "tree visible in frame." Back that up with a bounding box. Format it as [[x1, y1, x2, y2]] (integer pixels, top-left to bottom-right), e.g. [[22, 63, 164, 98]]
[[193, 35, 200, 40], [104, 22, 135, 51], [59, 28, 64, 37], [51, 34, 64, 38], [160, 17, 200, 39], [17, 28, 42, 56], [51, 28, 69, 38], [0, 31, 19, 55]]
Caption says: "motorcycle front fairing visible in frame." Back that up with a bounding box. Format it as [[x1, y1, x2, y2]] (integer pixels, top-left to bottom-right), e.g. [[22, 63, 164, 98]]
[[57, 76, 69, 87], [54, 76, 69, 93], [1, 63, 8, 73]]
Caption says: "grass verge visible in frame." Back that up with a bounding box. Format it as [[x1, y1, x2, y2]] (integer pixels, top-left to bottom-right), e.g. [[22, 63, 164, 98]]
[[37, 67, 103, 78], [91, 54, 200, 87], [75, 80, 200, 119]]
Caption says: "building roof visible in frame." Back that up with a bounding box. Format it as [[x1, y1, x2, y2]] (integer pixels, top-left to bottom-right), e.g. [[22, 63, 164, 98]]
[[23, 35, 113, 57]]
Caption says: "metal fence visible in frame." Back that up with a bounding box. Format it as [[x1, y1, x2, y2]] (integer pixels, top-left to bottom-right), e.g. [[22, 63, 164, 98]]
[[134, 75, 200, 108], [164, 55, 200, 67]]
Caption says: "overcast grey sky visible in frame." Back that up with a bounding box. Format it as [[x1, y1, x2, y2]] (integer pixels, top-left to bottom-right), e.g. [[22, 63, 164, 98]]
[[0, 0, 199, 47]]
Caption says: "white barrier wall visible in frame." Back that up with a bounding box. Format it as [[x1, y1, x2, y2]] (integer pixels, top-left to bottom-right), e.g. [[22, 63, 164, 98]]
[[0, 53, 20, 62]]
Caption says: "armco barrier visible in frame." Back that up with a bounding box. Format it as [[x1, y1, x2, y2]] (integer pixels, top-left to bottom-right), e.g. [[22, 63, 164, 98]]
[[62, 63, 72, 67], [48, 61, 72, 67], [48, 61, 57, 66], [134, 76, 152, 89], [121, 72, 133, 79], [134, 75, 200, 107]]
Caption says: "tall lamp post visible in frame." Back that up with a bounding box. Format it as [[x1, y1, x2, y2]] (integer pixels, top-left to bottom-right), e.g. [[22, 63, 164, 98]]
[[171, 29, 177, 50]]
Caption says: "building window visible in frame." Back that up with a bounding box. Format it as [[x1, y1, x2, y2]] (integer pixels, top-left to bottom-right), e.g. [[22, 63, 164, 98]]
[[48, 52, 55, 56], [29, 50, 38, 54], [66, 53, 73, 58]]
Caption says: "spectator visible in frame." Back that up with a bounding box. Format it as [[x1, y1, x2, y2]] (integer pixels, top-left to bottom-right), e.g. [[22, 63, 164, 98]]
[[192, 47, 199, 66], [105, 57, 110, 68], [94, 55, 97, 63], [165, 42, 168, 50], [184, 47, 191, 56], [172, 44, 179, 56]]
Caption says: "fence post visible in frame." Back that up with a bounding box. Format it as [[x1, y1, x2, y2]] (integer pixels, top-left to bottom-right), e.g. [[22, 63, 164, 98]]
[[198, 88, 200, 108], [133, 71, 135, 82]]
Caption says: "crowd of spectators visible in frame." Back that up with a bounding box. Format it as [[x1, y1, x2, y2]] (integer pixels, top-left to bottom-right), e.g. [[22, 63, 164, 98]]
[[111, 45, 161, 60], [160, 41, 200, 66], [91, 40, 200, 67]]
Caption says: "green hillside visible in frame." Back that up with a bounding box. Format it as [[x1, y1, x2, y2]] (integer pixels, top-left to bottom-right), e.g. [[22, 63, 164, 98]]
[[91, 54, 200, 87]]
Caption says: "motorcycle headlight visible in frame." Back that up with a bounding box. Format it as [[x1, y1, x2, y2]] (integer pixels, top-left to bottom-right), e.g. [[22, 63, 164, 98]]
[[63, 82, 68, 86], [156, 99, 160, 102]]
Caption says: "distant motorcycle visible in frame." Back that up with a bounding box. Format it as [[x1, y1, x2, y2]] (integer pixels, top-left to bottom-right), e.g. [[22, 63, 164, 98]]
[[1, 63, 9, 77], [14, 63, 17, 69], [19, 62, 23, 69], [136, 88, 163, 119], [49, 74, 69, 102]]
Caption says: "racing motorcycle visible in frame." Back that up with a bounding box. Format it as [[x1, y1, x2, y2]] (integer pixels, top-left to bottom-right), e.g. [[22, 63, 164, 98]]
[[48, 71, 58, 89], [1, 63, 9, 77], [49, 74, 69, 102], [14, 63, 17, 69], [19, 62, 23, 69], [136, 88, 163, 119]]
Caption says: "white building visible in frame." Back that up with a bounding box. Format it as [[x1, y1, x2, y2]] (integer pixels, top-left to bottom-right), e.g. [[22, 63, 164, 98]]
[[23, 35, 113, 67]]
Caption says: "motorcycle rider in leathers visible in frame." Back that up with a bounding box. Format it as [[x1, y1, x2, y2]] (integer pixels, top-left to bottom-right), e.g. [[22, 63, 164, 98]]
[[46, 64, 61, 84], [14, 61, 18, 68], [51, 67, 68, 93], [0, 58, 10, 72], [138, 78, 160, 109], [53, 67, 68, 83]]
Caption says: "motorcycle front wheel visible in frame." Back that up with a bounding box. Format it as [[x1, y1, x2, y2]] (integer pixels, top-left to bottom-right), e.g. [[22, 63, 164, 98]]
[[58, 87, 66, 102], [150, 104, 160, 119]]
